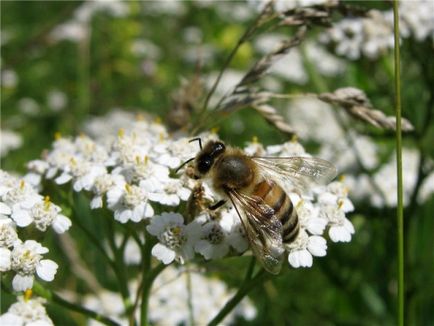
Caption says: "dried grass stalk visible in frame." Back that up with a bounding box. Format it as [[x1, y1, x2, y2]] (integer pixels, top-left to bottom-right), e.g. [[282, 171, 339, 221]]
[[238, 26, 308, 87], [218, 88, 270, 113], [253, 104, 297, 136], [318, 87, 414, 132]]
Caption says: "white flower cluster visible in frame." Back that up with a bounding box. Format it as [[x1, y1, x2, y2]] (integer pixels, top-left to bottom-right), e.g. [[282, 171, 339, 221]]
[[249, 0, 332, 13], [148, 266, 256, 325], [49, 0, 129, 43], [346, 148, 434, 208], [255, 36, 346, 85], [81, 266, 256, 326], [287, 98, 434, 208], [0, 294, 53, 326], [26, 111, 354, 270], [0, 170, 70, 292], [320, 1, 434, 60]]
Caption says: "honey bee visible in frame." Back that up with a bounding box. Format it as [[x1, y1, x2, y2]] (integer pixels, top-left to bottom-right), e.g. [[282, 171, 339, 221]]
[[178, 138, 337, 274]]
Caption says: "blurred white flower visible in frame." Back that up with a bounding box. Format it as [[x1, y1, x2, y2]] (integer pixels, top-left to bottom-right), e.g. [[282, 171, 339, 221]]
[[195, 221, 230, 260], [107, 183, 154, 223], [149, 266, 256, 325], [295, 198, 327, 235], [89, 172, 124, 209], [148, 178, 191, 206], [286, 230, 327, 268], [147, 212, 201, 264], [50, 0, 129, 43], [0, 218, 19, 248], [321, 1, 434, 60], [346, 148, 422, 208], [30, 197, 71, 233], [0, 129, 23, 158], [0, 247, 12, 272], [18, 98, 40, 116], [47, 89, 67, 112], [266, 140, 306, 157], [1, 69, 18, 88], [0, 295, 53, 326], [320, 205, 355, 242], [10, 240, 58, 291], [1, 180, 42, 227]]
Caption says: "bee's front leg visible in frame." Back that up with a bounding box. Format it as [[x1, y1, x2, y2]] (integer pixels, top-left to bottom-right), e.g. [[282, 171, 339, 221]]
[[208, 200, 226, 211]]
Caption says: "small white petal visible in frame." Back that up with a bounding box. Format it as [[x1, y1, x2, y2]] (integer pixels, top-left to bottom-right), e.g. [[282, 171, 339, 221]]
[[0, 202, 11, 215], [55, 173, 72, 185], [151, 243, 176, 264], [11, 209, 33, 227], [12, 274, 34, 291], [307, 236, 327, 257], [115, 210, 132, 223], [90, 196, 103, 209], [0, 248, 11, 271], [52, 215, 72, 233], [36, 259, 58, 281], [131, 205, 145, 222], [288, 249, 313, 268], [329, 226, 352, 242], [298, 249, 313, 267], [194, 240, 214, 260], [0, 313, 24, 326], [144, 203, 154, 218]]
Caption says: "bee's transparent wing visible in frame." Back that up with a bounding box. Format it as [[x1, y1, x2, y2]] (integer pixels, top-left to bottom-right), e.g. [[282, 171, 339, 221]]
[[252, 156, 337, 192], [227, 189, 284, 275]]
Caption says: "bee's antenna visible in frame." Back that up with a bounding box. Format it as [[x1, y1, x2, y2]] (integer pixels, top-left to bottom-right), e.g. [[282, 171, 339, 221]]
[[189, 137, 202, 150], [175, 157, 195, 174]]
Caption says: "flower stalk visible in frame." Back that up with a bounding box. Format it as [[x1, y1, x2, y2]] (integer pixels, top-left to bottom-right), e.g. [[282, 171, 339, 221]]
[[392, 1, 404, 325], [26, 282, 119, 326], [208, 258, 263, 326]]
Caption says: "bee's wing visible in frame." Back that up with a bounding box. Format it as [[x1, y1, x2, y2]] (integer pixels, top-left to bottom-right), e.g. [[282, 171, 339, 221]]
[[227, 189, 284, 275], [252, 156, 337, 192]]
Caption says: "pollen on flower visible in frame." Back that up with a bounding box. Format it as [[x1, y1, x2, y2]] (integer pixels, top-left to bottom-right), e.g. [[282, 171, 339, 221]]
[[54, 131, 62, 140], [24, 289, 32, 302], [210, 127, 219, 134], [206, 225, 224, 244], [117, 128, 125, 138], [43, 196, 51, 209]]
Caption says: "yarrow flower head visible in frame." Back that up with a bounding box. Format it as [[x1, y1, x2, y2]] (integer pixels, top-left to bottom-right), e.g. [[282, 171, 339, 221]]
[[0, 294, 53, 326], [24, 111, 355, 273], [147, 212, 201, 264], [0, 170, 67, 292], [10, 240, 58, 291]]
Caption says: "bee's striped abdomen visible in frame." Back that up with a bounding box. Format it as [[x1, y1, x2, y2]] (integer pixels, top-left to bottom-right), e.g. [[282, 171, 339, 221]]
[[252, 180, 300, 244]]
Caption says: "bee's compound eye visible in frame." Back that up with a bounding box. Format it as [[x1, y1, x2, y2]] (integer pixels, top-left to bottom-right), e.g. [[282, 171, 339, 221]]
[[198, 156, 212, 174]]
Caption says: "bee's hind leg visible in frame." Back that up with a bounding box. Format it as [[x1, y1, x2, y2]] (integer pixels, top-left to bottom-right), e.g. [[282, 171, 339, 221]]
[[208, 200, 226, 211]]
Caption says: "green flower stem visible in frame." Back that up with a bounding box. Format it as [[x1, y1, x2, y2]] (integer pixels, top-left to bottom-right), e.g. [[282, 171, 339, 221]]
[[32, 282, 120, 326], [208, 259, 266, 326], [392, 1, 404, 325], [105, 218, 133, 313], [67, 193, 131, 312], [137, 233, 166, 326], [77, 29, 90, 122], [186, 267, 195, 326], [139, 263, 166, 326]]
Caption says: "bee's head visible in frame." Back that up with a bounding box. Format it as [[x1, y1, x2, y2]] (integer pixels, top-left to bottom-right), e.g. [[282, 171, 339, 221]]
[[193, 140, 226, 179]]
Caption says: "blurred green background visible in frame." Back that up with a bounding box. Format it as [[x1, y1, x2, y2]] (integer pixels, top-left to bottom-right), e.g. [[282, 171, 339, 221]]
[[1, 1, 433, 325]]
